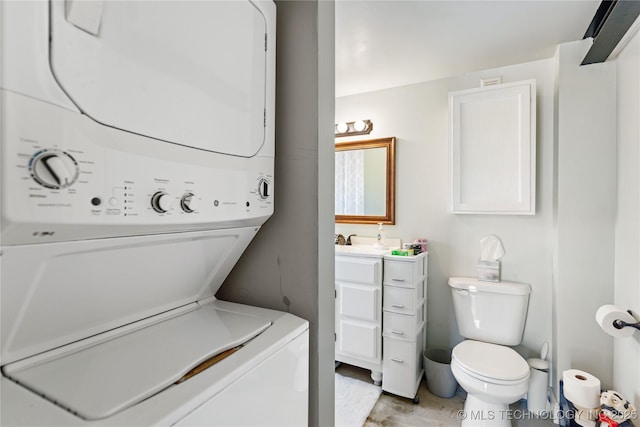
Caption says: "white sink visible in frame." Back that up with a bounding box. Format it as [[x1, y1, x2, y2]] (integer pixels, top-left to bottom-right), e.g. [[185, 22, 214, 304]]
[[334, 244, 393, 257]]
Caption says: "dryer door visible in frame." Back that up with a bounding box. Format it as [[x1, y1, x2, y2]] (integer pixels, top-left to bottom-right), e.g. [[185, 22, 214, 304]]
[[50, 0, 269, 158]]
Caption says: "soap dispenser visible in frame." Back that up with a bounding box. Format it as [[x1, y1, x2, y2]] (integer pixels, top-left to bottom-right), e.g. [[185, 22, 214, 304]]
[[374, 223, 386, 249]]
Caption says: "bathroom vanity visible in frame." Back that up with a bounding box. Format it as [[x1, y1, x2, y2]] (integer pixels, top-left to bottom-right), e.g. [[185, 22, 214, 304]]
[[335, 243, 427, 401]]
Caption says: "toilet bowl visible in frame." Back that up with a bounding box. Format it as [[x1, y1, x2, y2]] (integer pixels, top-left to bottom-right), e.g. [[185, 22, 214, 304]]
[[448, 278, 532, 426], [451, 340, 530, 426]]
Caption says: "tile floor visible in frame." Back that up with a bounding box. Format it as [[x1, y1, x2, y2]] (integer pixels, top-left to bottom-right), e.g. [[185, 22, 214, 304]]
[[336, 364, 555, 427]]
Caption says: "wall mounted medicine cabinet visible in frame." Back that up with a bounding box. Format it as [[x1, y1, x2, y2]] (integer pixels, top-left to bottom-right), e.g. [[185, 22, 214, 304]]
[[449, 80, 536, 215]]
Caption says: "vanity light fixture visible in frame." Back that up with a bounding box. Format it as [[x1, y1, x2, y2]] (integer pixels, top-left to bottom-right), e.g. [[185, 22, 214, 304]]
[[334, 119, 373, 137]]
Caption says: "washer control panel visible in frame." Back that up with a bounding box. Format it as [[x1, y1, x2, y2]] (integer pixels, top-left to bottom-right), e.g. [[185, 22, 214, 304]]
[[1, 92, 274, 244], [12, 143, 273, 220]]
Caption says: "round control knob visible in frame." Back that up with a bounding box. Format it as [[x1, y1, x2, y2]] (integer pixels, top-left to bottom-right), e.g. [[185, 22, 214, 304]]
[[258, 178, 270, 199], [180, 192, 199, 213], [151, 191, 173, 213], [29, 149, 79, 189]]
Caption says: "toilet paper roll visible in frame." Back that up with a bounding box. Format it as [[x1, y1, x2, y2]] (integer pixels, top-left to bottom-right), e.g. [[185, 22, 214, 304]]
[[596, 305, 637, 338], [563, 369, 601, 409]]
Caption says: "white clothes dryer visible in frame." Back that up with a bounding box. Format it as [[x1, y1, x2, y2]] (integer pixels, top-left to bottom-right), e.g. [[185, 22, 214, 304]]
[[0, 1, 309, 425]]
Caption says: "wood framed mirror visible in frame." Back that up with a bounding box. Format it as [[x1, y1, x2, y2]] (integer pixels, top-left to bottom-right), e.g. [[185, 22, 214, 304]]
[[335, 137, 396, 224]]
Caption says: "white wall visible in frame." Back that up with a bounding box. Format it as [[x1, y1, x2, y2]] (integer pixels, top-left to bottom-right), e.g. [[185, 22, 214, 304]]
[[217, 2, 335, 426], [613, 23, 640, 410], [553, 40, 617, 388], [336, 40, 620, 393]]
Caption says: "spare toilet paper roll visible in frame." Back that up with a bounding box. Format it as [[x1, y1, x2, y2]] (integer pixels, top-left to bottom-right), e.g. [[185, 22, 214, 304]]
[[563, 369, 601, 409], [596, 305, 637, 338]]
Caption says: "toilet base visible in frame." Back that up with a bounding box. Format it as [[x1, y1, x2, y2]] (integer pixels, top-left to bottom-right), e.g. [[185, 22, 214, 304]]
[[461, 394, 512, 427]]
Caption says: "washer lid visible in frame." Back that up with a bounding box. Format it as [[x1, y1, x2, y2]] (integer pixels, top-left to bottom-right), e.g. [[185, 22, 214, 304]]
[[50, 1, 270, 158], [452, 340, 529, 382], [3, 305, 271, 420]]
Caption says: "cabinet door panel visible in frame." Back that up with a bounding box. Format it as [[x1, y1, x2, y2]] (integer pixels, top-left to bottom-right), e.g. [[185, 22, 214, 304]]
[[450, 80, 536, 214], [338, 321, 380, 362], [338, 282, 379, 322], [335, 257, 381, 284]]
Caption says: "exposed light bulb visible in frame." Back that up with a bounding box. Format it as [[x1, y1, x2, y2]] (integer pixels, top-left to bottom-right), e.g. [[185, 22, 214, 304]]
[[353, 120, 367, 132], [336, 122, 349, 133]]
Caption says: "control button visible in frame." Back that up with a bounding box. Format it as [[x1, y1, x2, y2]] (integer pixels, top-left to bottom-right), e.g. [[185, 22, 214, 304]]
[[91, 197, 102, 206], [109, 197, 119, 207], [30, 149, 79, 189], [151, 191, 172, 213], [180, 193, 199, 213], [258, 178, 270, 199]]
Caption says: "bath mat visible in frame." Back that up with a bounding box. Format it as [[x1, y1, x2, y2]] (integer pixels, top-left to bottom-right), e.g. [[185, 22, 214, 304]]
[[335, 373, 382, 427]]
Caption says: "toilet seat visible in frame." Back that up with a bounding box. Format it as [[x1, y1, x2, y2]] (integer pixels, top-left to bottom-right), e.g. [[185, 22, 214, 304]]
[[452, 340, 529, 385]]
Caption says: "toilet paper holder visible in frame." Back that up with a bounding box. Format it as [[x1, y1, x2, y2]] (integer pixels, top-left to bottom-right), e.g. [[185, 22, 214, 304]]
[[613, 310, 640, 331]]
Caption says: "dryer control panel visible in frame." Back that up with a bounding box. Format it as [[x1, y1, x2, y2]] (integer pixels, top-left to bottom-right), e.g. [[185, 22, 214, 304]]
[[1, 92, 274, 245]]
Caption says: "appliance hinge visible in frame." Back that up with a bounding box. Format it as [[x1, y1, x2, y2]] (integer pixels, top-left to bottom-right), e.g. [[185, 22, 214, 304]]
[[263, 109, 266, 127], [334, 289, 337, 298], [334, 333, 336, 342], [265, 33, 268, 51]]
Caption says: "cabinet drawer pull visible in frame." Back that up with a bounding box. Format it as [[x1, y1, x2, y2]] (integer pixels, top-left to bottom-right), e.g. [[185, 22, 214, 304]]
[[391, 304, 404, 308], [391, 278, 405, 282], [391, 330, 404, 336], [391, 358, 404, 363]]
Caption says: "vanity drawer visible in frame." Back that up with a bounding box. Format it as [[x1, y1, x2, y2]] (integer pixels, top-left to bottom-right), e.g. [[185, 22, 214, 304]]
[[335, 257, 382, 284], [383, 311, 422, 341], [383, 257, 426, 287], [383, 286, 422, 315]]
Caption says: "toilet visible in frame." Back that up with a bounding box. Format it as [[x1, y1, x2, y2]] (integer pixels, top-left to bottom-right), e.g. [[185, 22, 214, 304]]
[[448, 277, 531, 426]]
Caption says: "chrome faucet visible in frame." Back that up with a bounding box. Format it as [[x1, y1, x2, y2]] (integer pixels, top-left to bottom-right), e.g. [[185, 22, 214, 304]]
[[346, 234, 356, 246], [335, 234, 346, 245]]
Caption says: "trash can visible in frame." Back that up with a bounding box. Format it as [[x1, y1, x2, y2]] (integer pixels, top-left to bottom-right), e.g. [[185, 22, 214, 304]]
[[423, 348, 458, 398]]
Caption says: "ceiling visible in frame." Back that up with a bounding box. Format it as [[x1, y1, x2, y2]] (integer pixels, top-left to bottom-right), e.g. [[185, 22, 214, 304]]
[[335, 0, 601, 97]]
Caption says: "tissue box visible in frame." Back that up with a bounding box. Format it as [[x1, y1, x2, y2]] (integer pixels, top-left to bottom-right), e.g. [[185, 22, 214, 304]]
[[477, 259, 500, 282]]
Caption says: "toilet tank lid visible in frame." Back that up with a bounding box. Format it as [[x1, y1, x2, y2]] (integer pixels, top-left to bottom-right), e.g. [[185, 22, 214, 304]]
[[448, 277, 531, 296]]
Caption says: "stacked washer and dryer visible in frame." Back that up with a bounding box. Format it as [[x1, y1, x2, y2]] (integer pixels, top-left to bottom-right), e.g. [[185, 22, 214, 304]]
[[1, 1, 309, 425]]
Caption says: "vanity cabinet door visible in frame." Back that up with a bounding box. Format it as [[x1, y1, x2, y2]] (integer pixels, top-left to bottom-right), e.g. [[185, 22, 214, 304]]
[[337, 282, 380, 322], [336, 319, 381, 362], [335, 256, 383, 368], [335, 282, 381, 363]]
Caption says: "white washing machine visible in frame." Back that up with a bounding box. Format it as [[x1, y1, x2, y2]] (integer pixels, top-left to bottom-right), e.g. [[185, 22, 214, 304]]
[[0, 1, 309, 425]]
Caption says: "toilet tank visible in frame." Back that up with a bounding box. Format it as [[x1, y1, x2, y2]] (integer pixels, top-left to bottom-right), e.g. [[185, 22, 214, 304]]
[[449, 277, 531, 346]]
